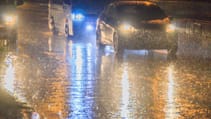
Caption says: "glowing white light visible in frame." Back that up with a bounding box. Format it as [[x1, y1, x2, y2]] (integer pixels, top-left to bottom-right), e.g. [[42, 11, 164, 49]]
[[86, 24, 94, 31], [120, 23, 136, 32], [166, 24, 176, 33], [5, 16, 13, 22], [3, 15, 17, 25], [75, 14, 83, 20], [72, 13, 84, 21]]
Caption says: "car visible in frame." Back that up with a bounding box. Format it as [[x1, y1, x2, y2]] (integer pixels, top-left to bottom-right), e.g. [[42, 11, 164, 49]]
[[96, 1, 178, 58], [71, 0, 113, 38], [0, 0, 24, 41]]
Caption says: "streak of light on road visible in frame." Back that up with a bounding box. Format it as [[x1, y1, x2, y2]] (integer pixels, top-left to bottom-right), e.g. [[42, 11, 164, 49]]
[[121, 62, 130, 119], [3, 55, 15, 93], [165, 65, 178, 119], [68, 43, 95, 118]]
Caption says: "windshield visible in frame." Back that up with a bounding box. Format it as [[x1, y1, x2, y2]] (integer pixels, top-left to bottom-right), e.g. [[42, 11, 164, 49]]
[[0, 0, 14, 5], [116, 4, 167, 20]]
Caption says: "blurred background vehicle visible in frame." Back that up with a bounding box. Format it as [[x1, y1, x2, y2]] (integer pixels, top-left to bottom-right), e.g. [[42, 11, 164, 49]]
[[48, 0, 72, 36], [96, 1, 178, 58], [0, 0, 24, 41], [49, 0, 114, 38], [71, 0, 114, 38]]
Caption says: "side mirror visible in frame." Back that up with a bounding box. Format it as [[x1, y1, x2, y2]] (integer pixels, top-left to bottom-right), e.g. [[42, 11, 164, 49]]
[[16, 0, 24, 6]]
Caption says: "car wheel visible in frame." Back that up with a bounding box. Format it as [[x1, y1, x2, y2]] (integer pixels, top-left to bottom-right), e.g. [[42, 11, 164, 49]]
[[96, 30, 104, 49], [167, 42, 178, 59], [65, 24, 69, 37], [9, 30, 17, 41], [113, 32, 123, 55]]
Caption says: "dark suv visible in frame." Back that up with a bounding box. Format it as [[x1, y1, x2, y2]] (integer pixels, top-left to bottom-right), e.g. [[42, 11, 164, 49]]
[[96, 1, 178, 57]]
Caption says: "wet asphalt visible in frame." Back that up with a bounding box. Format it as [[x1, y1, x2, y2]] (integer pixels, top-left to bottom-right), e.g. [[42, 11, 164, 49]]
[[0, 2, 211, 119]]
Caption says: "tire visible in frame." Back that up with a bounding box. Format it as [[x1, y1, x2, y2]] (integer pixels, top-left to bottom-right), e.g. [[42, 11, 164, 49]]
[[65, 24, 69, 37], [7, 29, 17, 52], [9, 29, 17, 41], [167, 33, 178, 59], [113, 33, 123, 55], [167, 42, 178, 59]]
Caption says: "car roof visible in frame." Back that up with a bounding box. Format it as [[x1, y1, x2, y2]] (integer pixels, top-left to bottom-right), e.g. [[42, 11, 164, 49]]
[[111, 0, 156, 6]]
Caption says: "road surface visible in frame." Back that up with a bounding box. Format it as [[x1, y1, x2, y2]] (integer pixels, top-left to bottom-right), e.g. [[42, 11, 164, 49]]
[[0, 2, 210, 119]]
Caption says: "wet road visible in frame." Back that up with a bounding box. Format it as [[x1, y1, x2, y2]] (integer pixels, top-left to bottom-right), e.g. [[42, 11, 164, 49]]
[[0, 2, 211, 119]]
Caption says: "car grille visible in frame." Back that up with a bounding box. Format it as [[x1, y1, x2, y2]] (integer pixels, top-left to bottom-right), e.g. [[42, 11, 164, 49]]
[[132, 29, 167, 41]]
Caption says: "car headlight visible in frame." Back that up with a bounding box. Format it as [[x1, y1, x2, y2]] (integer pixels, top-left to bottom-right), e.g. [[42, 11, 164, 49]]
[[86, 24, 94, 31], [4, 15, 17, 25], [119, 23, 136, 33], [72, 13, 85, 21], [166, 24, 176, 33]]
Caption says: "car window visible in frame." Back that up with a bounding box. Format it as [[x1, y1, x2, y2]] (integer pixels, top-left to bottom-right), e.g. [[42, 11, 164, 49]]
[[104, 4, 116, 18], [116, 4, 167, 20], [101, 4, 118, 24]]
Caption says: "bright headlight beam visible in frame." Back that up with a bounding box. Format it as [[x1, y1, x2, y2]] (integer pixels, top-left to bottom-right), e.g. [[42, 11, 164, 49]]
[[76, 14, 83, 19], [5, 16, 13, 22], [123, 23, 131, 31], [120, 23, 136, 32], [72, 13, 84, 21], [4, 15, 17, 25], [166, 24, 176, 33], [86, 24, 94, 31]]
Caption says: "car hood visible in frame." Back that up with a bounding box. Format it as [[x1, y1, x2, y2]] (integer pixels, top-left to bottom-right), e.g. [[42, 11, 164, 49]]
[[119, 17, 170, 30]]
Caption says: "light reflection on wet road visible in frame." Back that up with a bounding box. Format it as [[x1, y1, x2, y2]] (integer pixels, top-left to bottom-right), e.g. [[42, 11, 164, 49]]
[[67, 42, 96, 118], [96, 52, 211, 119], [0, 2, 211, 119]]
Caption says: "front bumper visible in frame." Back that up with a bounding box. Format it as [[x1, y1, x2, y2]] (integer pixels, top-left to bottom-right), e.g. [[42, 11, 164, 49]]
[[0, 24, 17, 37], [118, 29, 178, 49]]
